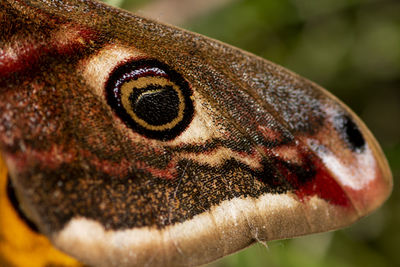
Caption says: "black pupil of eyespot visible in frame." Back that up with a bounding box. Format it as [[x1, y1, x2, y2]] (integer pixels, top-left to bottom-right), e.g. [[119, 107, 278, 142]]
[[129, 85, 180, 126], [335, 115, 365, 152]]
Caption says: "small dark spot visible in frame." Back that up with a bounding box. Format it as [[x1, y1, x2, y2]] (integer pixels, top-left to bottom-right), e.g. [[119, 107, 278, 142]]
[[6, 176, 40, 233], [334, 114, 365, 152]]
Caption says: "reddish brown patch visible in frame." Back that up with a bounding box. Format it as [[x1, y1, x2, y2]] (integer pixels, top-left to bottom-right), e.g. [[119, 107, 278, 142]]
[[0, 41, 43, 77], [0, 24, 97, 77], [258, 125, 284, 142], [134, 159, 177, 180], [7, 145, 132, 178], [270, 145, 303, 165], [53, 25, 97, 55]]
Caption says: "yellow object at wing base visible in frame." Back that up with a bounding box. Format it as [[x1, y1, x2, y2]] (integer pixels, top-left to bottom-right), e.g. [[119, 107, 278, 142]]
[[0, 155, 82, 267]]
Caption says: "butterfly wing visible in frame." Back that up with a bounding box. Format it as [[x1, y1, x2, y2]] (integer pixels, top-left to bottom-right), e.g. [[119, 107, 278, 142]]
[[0, 0, 392, 266]]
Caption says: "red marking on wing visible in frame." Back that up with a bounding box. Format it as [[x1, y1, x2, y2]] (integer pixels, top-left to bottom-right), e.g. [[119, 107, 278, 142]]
[[258, 125, 284, 142], [296, 157, 351, 207], [0, 41, 42, 77], [135, 159, 177, 180], [275, 149, 351, 207], [5, 142, 178, 180], [53, 25, 97, 55], [0, 24, 97, 77]]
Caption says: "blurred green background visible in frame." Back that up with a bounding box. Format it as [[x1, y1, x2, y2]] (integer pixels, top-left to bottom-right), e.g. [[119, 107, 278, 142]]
[[105, 0, 400, 266]]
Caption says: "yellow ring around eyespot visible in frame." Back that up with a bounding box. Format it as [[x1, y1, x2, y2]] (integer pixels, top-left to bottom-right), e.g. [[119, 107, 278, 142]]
[[0, 156, 82, 267], [120, 76, 186, 131]]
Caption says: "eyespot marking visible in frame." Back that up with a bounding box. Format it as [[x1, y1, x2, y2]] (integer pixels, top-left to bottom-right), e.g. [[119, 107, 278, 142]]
[[334, 114, 365, 152], [106, 59, 194, 140]]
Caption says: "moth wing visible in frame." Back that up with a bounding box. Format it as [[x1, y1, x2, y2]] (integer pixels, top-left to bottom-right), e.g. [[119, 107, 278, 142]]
[[0, 0, 392, 267]]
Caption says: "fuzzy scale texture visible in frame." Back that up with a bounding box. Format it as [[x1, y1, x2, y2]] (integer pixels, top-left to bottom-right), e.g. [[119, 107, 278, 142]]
[[0, 0, 392, 266]]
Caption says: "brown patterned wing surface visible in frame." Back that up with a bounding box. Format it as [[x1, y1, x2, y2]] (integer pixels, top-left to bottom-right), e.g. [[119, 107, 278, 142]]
[[0, 0, 392, 266]]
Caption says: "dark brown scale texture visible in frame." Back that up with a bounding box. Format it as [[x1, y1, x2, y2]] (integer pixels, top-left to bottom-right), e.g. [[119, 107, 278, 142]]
[[169, 135, 294, 154], [20, 157, 296, 232]]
